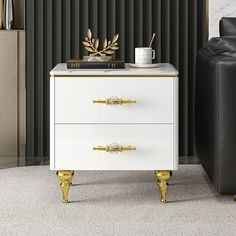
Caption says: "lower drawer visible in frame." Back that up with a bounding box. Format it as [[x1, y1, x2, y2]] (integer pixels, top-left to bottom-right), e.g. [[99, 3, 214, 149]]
[[52, 124, 177, 170]]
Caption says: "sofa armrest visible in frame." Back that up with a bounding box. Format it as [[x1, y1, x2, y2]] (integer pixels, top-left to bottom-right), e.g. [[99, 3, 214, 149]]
[[195, 48, 219, 185], [196, 48, 236, 194]]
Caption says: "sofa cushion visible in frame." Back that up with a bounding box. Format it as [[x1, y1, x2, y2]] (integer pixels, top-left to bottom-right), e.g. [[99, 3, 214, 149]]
[[207, 36, 236, 58], [220, 17, 236, 36]]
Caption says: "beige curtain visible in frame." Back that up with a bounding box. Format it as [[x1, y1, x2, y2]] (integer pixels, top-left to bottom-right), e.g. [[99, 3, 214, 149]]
[[0, 0, 3, 29]]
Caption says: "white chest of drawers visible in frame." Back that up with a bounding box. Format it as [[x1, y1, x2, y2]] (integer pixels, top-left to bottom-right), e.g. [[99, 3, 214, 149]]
[[50, 63, 178, 203]]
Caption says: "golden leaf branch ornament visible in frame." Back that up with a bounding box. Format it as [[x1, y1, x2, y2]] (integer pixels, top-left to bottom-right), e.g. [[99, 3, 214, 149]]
[[82, 29, 119, 56]]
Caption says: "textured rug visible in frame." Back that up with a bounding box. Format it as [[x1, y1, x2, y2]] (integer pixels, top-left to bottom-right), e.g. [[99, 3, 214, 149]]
[[0, 165, 236, 236]]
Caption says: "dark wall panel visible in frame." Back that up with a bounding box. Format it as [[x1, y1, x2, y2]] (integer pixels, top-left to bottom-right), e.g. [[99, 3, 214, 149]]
[[26, 0, 207, 165]]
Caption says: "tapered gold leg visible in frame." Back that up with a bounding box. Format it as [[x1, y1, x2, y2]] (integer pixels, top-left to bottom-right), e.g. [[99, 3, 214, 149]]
[[70, 171, 74, 186], [154, 170, 171, 203], [57, 170, 74, 203], [234, 195, 236, 201]]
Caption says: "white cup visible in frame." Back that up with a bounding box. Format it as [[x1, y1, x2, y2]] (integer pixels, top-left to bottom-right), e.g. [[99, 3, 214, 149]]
[[135, 47, 155, 64]]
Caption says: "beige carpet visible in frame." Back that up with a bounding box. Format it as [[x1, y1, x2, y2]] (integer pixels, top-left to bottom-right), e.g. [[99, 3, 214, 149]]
[[0, 165, 236, 236]]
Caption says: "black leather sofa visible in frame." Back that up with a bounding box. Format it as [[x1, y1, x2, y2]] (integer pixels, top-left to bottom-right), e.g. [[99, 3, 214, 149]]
[[195, 18, 236, 199]]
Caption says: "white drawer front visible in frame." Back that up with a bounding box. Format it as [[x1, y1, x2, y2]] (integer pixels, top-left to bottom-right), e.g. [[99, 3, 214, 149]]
[[53, 124, 176, 170], [55, 77, 174, 124]]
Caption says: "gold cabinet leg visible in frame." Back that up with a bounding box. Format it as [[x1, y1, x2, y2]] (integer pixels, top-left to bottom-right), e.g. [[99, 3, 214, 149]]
[[70, 171, 74, 186], [154, 170, 171, 203], [56, 170, 74, 203]]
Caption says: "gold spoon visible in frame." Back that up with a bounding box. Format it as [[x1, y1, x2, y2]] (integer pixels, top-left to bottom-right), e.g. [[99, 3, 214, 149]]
[[149, 33, 156, 48]]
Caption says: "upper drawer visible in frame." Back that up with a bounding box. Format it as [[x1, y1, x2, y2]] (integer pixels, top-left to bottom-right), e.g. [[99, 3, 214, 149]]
[[54, 77, 175, 123]]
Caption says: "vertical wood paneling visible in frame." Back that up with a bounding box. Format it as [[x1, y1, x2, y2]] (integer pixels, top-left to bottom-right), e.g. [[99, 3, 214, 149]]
[[179, 0, 189, 156], [170, 0, 179, 68], [125, 0, 134, 62], [98, 0, 107, 55], [107, 0, 116, 39], [134, 0, 143, 47], [116, 0, 125, 59], [89, 0, 98, 38], [143, 0, 152, 47], [197, 0, 208, 48], [71, 0, 80, 59], [161, 0, 170, 62], [152, 0, 162, 63], [34, 0, 44, 156], [188, 0, 198, 155], [26, 0, 207, 164], [80, 0, 89, 57], [62, 0, 71, 61], [53, 0, 62, 64], [107, 0, 116, 60], [44, 0, 53, 159]]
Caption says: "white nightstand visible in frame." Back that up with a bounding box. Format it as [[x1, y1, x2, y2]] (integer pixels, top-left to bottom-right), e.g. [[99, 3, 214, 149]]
[[50, 63, 179, 203]]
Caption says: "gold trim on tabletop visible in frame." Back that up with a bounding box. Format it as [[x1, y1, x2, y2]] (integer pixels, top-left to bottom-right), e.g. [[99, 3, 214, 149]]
[[154, 170, 171, 203], [57, 170, 74, 203], [52, 74, 178, 78]]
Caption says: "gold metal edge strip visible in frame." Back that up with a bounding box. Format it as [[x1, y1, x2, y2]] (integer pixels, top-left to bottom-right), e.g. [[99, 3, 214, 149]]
[[51, 74, 178, 78]]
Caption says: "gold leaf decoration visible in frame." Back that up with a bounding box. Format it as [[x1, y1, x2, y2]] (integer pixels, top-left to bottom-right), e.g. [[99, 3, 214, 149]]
[[105, 50, 115, 54], [82, 41, 90, 47], [83, 29, 120, 56], [87, 29, 92, 40], [85, 46, 94, 53], [103, 38, 107, 49], [112, 34, 119, 44], [94, 39, 99, 49], [111, 46, 119, 50]]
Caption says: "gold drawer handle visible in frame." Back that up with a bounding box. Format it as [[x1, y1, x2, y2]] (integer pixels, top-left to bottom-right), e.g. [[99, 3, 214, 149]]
[[93, 95, 136, 105], [93, 143, 136, 153]]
